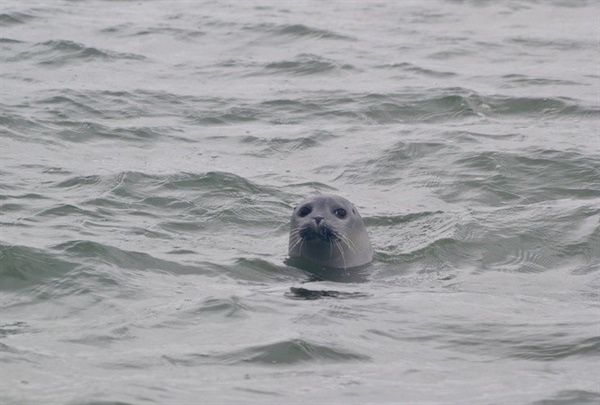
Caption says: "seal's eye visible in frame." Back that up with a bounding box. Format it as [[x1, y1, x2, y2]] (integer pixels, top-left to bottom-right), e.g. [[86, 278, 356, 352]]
[[334, 208, 347, 218], [298, 205, 312, 217]]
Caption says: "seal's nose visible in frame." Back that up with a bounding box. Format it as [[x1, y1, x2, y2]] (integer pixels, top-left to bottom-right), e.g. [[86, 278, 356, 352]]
[[313, 216, 324, 225]]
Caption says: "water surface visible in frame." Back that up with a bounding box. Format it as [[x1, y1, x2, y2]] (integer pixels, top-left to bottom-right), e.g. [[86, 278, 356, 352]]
[[1, 1, 599, 404]]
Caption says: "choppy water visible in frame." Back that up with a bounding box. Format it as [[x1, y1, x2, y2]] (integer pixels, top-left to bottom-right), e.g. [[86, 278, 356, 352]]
[[1, 0, 599, 404]]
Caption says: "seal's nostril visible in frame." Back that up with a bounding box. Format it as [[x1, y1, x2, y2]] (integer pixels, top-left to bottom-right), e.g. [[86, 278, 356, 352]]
[[314, 216, 324, 225]]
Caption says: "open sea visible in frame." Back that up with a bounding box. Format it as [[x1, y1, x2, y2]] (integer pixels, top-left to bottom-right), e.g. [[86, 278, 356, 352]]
[[1, 1, 599, 404]]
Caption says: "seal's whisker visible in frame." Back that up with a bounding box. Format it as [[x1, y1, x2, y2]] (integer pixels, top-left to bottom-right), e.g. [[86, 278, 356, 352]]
[[343, 232, 358, 251], [299, 238, 306, 255], [331, 239, 338, 260], [288, 235, 303, 252], [334, 240, 348, 270], [339, 233, 357, 255]]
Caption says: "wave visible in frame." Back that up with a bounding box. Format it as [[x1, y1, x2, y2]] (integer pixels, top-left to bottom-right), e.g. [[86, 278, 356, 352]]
[[162, 338, 370, 366], [0, 244, 78, 291], [4, 39, 145, 67], [243, 22, 355, 41], [0, 12, 35, 26]]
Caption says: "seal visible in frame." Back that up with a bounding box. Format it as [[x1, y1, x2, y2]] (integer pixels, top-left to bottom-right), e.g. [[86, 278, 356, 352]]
[[288, 194, 373, 270]]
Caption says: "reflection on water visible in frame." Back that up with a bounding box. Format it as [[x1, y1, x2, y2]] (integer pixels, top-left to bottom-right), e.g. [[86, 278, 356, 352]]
[[285, 256, 372, 283]]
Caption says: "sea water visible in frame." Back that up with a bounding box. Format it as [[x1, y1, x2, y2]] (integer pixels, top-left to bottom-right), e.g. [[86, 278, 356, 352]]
[[1, 1, 599, 404]]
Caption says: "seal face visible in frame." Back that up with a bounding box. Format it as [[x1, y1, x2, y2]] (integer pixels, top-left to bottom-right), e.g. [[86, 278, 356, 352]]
[[288, 194, 373, 269]]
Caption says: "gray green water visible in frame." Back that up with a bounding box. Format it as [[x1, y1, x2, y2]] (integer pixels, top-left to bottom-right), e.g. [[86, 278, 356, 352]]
[[1, 0, 599, 404]]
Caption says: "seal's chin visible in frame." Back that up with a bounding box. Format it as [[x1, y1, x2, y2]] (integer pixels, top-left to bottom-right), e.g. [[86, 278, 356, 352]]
[[299, 224, 338, 242]]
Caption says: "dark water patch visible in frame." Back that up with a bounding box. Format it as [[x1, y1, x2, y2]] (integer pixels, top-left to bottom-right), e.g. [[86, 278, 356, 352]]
[[368, 327, 445, 343], [128, 26, 206, 41], [241, 130, 336, 156], [102, 171, 162, 199], [65, 334, 132, 348], [180, 296, 249, 319], [370, 208, 460, 272], [0, 37, 24, 44], [99, 22, 135, 35], [64, 328, 136, 348], [54, 175, 103, 189], [140, 196, 195, 210], [1, 193, 55, 216], [0, 341, 36, 361], [509, 36, 598, 52], [426, 48, 476, 60], [161, 172, 276, 198], [0, 12, 35, 26], [365, 211, 446, 227], [35, 89, 192, 121], [383, 140, 451, 161], [460, 202, 598, 275], [166, 248, 196, 255], [343, 91, 599, 123], [272, 23, 352, 40], [130, 226, 172, 241], [0, 321, 30, 339], [502, 74, 582, 87], [0, 108, 61, 143], [139, 89, 496, 126], [35, 203, 105, 220], [484, 245, 554, 274], [231, 339, 370, 364], [377, 62, 457, 78], [283, 182, 337, 195], [83, 197, 137, 211], [158, 220, 206, 233], [287, 287, 369, 300], [445, 149, 599, 205], [14, 112, 168, 143], [440, 320, 600, 361], [0, 244, 78, 291], [443, 130, 523, 143], [484, 95, 598, 119], [511, 336, 600, 361], [284, 257, 372, 283], [36, 94, 107, 119], [412, 91, 487, 122], [161, 339, 373, 366], [20, 40, 146, 66], [227, 258, 301, 283], [262, 54, 355, 76], [160, 171, 267, 196], [315, 89, 486, 124], [0, 193, 51, 201], [241, 134, 317, 153], [0, 172, 19, 191], [258, 98, 321, 125], [161, 353, 211, 367], [389, 237, 467, 269], [43, 167, 72, 175], [246, 23, 354, 41], [53, 240, 203, 275], [0, 203, 22, 213], [57, 122, 166, 143], [97, 125, 166, 143], [531, 390, 600, 405], [233, 386, 283, 398], [189, 106, 260, 125]]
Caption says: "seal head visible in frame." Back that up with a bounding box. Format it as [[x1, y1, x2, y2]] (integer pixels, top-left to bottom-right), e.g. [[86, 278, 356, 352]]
[[288, 194, 373, 269]]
